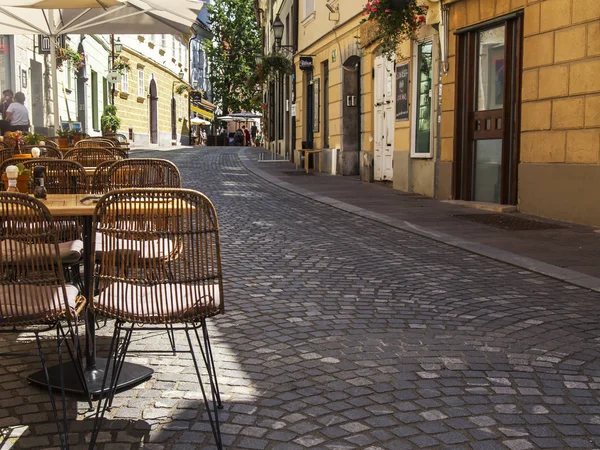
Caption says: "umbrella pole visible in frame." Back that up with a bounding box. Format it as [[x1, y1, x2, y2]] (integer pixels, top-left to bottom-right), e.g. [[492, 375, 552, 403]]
[[49, 11, 60, 136]]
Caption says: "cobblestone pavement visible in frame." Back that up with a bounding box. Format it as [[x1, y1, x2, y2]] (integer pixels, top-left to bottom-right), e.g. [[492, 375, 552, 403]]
[[2, 146, 600, 450]]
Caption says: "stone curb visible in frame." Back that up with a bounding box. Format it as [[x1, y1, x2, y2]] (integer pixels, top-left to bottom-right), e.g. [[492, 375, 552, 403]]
[[239, 149, 600, 293]]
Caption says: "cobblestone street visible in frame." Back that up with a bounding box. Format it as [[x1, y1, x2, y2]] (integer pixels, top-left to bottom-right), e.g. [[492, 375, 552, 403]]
[[1, 146, 600, 449]]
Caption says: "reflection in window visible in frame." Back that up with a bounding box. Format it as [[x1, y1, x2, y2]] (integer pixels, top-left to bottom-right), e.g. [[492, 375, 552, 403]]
[[477, 26, 505, 111], [415, 42, 432, 154]]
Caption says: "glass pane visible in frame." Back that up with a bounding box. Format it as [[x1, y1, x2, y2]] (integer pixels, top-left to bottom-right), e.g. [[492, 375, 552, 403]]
[[415, 42, 433, 154], [476, 25, 505, 111], [473, 139, 502, 203]]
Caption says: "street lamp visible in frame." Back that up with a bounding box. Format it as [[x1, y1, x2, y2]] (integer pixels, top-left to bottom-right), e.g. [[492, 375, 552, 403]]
[[272, 14, 294, 51], [110, 35, 122, 105]]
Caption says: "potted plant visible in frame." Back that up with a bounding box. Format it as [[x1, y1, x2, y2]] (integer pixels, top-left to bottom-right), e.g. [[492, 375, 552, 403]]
[[56, 128, 72, 149], [360, 0, 428, 58], [252, 52, 294, 84], [4, 130, 24, 153], [72, 130, 86, 145], [2, 163, 31, 193], [112, 59, 131, 75], [23, 132, 45, 145], [101, 105, 121, 136]]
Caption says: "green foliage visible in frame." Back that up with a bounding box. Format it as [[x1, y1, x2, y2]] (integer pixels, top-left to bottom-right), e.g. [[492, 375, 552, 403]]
[[56, 45, 86, 72], [101, 105, 121, 133], [202, 0, 262, 114], [57, 128, 73, 138], [252, 52, 293, 84], [360, 0, 428, 58], [15, 163, 30, 177], [112, 59, 131, 74], [23, 132, 45, 145]]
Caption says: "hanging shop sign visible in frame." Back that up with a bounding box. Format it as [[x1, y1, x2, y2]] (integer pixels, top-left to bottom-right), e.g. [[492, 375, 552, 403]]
[[299, 56, 313, 71], [38, 35, 65, 54], [107, 71, 122, 85]]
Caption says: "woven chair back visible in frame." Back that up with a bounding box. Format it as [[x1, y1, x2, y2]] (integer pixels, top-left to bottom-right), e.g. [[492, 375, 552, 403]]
[[0, 147, 16, 163], [19, 145, 63, 159], [0, 192, 73, 326], [91, 160, 117, 195], [63, 147, 117, 168], [42, 139, 60, 150], [75, 139, 116, 148], [106, 158, 182, 190], [91, 188, 224, 324], [21, 158, 89, 194]]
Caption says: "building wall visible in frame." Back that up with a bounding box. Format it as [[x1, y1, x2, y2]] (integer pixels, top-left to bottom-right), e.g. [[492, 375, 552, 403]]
[[113, 46, 190, 146], [444, 0, 600, 226]]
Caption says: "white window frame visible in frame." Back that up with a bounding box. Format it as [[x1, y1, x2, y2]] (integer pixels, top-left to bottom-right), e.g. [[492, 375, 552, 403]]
[[138, 69, 145, 97], [303, 0, 316, 22], [410, 38, 434, 159], [121, 70, 129, 93]]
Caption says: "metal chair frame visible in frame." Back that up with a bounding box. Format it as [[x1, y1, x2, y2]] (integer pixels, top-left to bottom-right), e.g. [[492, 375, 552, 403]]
[[88, 188, 224, 450], [0, 193, 89, 449]]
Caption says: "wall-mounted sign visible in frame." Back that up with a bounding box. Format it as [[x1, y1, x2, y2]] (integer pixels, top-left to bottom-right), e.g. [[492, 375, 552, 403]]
[[313, 78, 319, 132], [291, 104, 296, 117], [299, 56, 313, 71], [331, 49, 337, 63], [107, 71, 122, 85], [38, 35, 65, 54], [395, 62, 410, 121]]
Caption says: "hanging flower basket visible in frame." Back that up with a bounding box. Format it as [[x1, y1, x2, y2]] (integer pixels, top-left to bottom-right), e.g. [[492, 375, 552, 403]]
[[252, 52, 293, 85], [360, 0, 428, 58], [112, 59, 131, 75], [56, 45, 86, 72]]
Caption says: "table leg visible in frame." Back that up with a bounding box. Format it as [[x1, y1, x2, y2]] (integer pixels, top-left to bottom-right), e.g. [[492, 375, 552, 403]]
[[305, 152, 309, 174], [28, 216, 153, 397]]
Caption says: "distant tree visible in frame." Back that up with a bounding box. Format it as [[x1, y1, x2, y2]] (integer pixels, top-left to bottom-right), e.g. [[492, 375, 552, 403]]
[[203, 0, 262, 114]]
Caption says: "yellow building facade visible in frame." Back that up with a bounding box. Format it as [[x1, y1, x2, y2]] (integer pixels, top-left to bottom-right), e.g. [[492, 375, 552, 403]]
[[113, 46, 190, 146], [442, 0, 600, 225]]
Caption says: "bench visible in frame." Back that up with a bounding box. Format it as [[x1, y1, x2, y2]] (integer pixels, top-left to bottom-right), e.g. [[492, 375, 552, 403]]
[[295, 149, 322, 174]]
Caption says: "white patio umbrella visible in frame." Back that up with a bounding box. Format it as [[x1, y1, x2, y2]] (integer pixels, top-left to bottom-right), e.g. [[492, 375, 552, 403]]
[[191, 117, 210, 125], [0, 0, 202, 131]]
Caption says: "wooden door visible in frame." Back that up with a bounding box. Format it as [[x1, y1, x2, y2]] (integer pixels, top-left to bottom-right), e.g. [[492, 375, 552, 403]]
[[454, 15, 522, 204], [374, 55, 395, 181]]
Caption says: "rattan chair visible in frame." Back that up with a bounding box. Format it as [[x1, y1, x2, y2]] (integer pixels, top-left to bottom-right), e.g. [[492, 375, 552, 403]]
[[43, 139, 60, 150], [21, 158, 88, 195], [63, 147, 117, 167], [74, 138, 116, 148], [0, 192, 87, 449], [0, 147, 16, 163], [20, 145, 63, 159], [91, 160, 116, 195], [106, 158, 182, 190], [88, 188, 224, 449]]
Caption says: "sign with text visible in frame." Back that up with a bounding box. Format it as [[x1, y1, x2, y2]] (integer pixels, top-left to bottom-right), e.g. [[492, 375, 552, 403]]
[[395, 62, 410, 121], [299, 56, 313, 71], [313, 78, 319, 132], [107, 71, 122, 85], [38, 35, 65, 54]]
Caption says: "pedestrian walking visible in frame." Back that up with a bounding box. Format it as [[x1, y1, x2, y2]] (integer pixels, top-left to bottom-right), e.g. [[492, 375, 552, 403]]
[[201, 129, 207, 146], [242, 125, 251, 146], [251, 123, 257, 146]]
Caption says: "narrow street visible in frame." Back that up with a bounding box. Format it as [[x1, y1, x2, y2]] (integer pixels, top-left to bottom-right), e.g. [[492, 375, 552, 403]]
[[2, 146, 600, 449]]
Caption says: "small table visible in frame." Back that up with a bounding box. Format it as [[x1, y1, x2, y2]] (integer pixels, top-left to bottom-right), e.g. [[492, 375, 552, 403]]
[[27, 194, 154, 396], [295, 149, 322, 174]]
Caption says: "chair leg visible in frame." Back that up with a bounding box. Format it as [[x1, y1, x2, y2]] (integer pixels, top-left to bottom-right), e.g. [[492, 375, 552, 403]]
[[166, 324, 177, 353], [35, 329, 69, 450], [58, 320, 92, 410], [89, 322, 133, 450], [185, 324, 223, 450], [198, 320, 222, 408]]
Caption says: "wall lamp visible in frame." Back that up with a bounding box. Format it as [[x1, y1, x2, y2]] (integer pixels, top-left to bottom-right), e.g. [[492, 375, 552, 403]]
[[272, 14, 294, 50], [325, 3, 340, 21]]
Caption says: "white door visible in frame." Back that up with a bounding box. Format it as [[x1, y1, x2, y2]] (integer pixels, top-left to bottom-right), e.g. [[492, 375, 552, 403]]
[[374, 55, 395, 181]]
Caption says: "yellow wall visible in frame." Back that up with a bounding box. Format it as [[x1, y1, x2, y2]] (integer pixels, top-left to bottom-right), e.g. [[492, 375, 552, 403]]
[[445, 0, 600, 165], [294, 15, 363, 150], [113, 47, 190, 144]]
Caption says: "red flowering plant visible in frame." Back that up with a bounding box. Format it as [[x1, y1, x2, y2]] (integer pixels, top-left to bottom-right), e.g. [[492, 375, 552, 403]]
[[56, 45, 86, 73], [360, 0, 428, 58]]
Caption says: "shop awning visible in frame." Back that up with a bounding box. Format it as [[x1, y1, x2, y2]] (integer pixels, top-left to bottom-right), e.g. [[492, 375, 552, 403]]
[[191, 105, 214, 120]]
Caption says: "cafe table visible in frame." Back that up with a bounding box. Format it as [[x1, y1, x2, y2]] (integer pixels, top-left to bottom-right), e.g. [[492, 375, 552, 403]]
[[27, 193, 154, 396]]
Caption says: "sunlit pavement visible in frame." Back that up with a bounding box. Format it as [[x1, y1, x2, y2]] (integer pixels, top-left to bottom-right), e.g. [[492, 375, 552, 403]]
[[1, 146, 599, 450]]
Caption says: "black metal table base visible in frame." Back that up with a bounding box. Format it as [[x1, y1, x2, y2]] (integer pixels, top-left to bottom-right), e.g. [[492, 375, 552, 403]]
[[27, 357, 153, 397]]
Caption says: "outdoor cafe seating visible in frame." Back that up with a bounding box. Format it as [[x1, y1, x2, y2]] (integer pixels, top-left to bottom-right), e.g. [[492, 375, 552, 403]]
[[0, 157, 225, 450]]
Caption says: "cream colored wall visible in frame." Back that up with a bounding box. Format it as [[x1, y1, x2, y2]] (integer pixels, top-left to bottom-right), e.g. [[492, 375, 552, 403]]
[[114, 47, 189, 144]]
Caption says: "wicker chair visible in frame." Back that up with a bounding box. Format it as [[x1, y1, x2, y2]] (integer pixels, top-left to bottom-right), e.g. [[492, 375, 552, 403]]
[[43, 139, 60, 150], [0, 147, 16, 163], [0, 192, 87, 449], [63, 147, 117, 168], [19, 145, 63, 159], [88, 188, 224, 449], [91, 160, 116, 195], [21, 158, 88, 195], [106, 158, 182, 190], [75, 138, 116, 148]]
